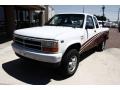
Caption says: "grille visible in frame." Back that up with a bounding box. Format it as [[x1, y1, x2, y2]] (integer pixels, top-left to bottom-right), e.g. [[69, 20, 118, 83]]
[[14, 36, 42, 50]]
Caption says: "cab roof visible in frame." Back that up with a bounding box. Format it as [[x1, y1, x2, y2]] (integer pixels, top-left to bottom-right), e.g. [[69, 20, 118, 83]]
[[55, 13, 94, 17]]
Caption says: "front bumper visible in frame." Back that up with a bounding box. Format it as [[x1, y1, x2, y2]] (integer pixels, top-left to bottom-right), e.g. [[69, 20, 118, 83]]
[[12, 43, 62, 63]]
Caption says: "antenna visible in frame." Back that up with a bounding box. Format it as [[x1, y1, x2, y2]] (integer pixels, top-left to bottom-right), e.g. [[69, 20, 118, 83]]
[[83, 6, 84, 13]]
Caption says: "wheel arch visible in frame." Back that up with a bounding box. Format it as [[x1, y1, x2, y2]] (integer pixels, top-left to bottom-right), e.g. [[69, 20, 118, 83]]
[[62, 43, 81, 58]]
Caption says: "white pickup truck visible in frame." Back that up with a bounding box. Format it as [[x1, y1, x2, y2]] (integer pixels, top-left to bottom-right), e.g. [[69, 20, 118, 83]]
[[12, 13, 109, 77]]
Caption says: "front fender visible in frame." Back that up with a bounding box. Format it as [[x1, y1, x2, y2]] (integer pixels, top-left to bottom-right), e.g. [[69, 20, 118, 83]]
[[61, 40, 81, 55]]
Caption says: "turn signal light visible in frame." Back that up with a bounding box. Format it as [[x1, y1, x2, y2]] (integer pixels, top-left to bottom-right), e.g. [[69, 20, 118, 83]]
[[43, 47, 58, 52]]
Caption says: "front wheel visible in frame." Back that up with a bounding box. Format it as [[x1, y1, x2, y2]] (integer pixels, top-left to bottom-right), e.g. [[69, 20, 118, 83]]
[[58, 49, 79, 77]]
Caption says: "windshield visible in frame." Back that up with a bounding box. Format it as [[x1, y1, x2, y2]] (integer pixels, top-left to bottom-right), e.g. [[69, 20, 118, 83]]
[[46, 14, 85, 28]]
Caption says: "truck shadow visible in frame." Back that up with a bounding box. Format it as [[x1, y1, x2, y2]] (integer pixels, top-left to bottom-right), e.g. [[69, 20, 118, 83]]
[[2, 58, 68, 85], [2, 48, 96, 85], [0, 36, 12, 44]]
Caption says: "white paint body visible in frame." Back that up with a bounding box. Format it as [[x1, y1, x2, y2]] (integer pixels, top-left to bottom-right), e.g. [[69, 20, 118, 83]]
[[12, 13, 109, 63]]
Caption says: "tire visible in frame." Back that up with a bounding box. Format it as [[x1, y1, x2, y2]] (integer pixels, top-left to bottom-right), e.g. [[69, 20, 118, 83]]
[[96, 41, 106, 51], [58, 49, 79, 77]]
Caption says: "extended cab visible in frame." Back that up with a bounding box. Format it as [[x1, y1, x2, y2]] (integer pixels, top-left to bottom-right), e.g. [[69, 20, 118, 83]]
[[12, 13, 109, 76]]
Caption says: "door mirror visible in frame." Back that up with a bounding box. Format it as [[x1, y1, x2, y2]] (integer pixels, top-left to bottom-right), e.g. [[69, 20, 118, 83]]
[[85, 25, 94, 29], [85, 23, 94, 29], [86, 15, 95, 29]]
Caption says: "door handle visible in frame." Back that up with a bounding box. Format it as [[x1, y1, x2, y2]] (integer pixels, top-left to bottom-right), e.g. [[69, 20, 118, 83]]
[[94, 30, 96, 32], [80, 36, 84, 40]]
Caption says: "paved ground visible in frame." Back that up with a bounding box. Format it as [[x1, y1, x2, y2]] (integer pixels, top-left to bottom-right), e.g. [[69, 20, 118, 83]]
[[106, 28, 120, 48], [0, 28, 120, 85]]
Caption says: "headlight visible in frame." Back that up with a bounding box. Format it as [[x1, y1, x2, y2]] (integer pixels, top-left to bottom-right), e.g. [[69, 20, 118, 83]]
[[41, 40, 58, 53]]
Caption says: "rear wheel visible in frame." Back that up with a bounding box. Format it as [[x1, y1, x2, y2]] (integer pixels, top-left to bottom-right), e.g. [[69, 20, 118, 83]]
[[58, 49, 79, 77], [96, 41, 106, 51]]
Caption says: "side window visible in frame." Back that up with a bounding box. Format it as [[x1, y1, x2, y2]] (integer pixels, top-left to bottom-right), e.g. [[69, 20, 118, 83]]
[[93, 17, 99, 28], [86, 15, 95, 29]]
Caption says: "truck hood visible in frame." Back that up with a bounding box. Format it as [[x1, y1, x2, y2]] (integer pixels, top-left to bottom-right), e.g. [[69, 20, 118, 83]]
[[14, 26, 80, 40]]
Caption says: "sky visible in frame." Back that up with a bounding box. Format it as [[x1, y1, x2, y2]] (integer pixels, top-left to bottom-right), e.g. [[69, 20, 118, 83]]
[[53, 5, 120, 21]]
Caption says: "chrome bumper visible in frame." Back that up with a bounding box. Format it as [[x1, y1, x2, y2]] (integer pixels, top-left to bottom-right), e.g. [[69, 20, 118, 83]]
[[12, 43, 62, 63]]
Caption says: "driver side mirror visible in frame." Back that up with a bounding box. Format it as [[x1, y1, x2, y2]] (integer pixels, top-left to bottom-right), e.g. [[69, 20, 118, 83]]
[[85, 25, 94, 29], [85, 22, 94, 29]]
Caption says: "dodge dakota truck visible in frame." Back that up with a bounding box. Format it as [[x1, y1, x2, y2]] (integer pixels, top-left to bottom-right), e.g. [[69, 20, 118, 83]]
[[12, 13, 109, 76]]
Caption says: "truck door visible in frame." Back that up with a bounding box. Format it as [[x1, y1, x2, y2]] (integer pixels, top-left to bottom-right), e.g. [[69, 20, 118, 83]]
[[93, 16, 106, 45], [84, 15, 97, 50], [93, 16, 99, 33], [85, 15, 96, 39]]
